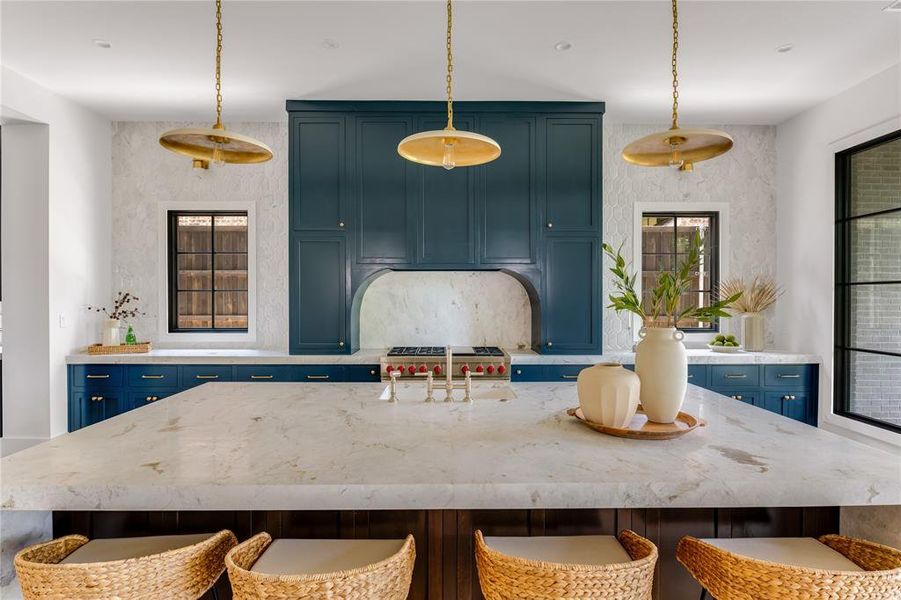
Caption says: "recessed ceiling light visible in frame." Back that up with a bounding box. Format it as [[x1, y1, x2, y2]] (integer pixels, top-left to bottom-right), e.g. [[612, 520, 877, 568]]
[[92, 38, 111, 49], [321, 39, 340, 50], [883, 0, 901, 11], [776, 43, 794, 54], [554, 41, 573, 52]]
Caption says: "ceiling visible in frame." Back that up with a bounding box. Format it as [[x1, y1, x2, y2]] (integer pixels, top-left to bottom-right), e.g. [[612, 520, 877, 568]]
[[2, 1, 899, 124]]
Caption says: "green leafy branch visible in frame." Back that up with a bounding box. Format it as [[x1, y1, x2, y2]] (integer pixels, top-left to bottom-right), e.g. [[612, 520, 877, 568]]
[[602, 232, 741, 329]]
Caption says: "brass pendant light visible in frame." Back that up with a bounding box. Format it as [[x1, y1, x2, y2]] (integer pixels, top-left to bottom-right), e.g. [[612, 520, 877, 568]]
[[622, 0, 732, 172], [397, 0, 501, 169], [159, 0, 273, 169]]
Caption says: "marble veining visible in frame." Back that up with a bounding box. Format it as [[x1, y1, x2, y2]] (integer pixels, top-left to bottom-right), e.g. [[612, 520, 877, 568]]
[[2, 382, 896, 511], [65, 348, 820, 365]]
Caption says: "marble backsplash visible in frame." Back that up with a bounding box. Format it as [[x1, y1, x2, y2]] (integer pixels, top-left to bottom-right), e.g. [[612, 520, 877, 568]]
[[359, 271, 531, 348]]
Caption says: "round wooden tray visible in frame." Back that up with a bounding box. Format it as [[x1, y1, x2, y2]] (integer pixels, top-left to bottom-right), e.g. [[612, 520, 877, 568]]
[[566, 405, 705, 440]]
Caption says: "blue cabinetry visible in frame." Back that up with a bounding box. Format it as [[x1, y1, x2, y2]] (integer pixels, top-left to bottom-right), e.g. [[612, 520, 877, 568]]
[[287, 101, 605, 356], [68, 363, 382, 432]]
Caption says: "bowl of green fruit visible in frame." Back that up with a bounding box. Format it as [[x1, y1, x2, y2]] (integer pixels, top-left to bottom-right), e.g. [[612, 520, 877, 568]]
[[708, 334, 742, 353]]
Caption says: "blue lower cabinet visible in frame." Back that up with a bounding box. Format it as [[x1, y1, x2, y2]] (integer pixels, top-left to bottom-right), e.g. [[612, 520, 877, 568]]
[[511, 365, 545, 382], [763, 364, 813, 388], [345, 365, 381, 382], [687, 365, 707, 387], [234, 365, 294, 382], [71, 365, 124, 389], [76, 392, 125, 429], [717, 390, 760, 407], [294, 365, 345, 382], [180, 365, 235, 388], [127, 365, 179, 388], [709, 365, 760, 388], [128, 390, 175, 410], [546, 365, 592, 382], [766, 391, 811, 424]]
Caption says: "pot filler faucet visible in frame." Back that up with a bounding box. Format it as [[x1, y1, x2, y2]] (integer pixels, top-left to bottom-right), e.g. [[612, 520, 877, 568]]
[[387, 345, 484, 403]]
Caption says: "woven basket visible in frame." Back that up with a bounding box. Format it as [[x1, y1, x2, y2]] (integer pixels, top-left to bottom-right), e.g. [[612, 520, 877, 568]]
[[225, 533, 416, 600], [676, 534, 901, 600], [475, 529, 657, 600], [14, 530, 237, 600], [87, 342, 152, 355]]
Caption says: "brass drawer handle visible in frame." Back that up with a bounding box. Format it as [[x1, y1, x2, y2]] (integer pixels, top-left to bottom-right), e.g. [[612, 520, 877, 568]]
[[687, 374, 694, 379], [306, 375, 330, 380], [777, 374, 801, 379], [145, 396, 159, 402], [731, 395, 743, 401], [195, 375, 219, 380], [86, 374, 110, 379], [561, 375, 578, 380], [782, 395, 797, 401], [724, 374, 748, 379], [250, 375, 274, 380], [141, 375, 165, 380], [91, 395, 105, 402]]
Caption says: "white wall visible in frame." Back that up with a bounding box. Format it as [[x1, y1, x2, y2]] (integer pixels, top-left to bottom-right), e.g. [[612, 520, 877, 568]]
[[775, 64, 901, 449], [1, 66, 112, 445]]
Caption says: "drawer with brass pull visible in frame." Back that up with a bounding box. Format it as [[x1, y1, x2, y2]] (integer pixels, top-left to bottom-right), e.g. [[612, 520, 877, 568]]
[[127, 365, 179, 388], [294, 365, 345, 382], [128, 390, 173, 410], [180, 365, 233, 388], [72, 365, 123, 388], [345, 365, 382, 382], [235, 365, 293, 382], [709, 365, 760, 388], [764, 365, 814, 388]]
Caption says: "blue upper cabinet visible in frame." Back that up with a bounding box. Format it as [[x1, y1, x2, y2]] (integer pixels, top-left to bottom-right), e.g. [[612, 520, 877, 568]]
[[479, 115, 537, 264], [290, 235, 348, 354], [417, 115, 477, 266], [544, 118, 601, 233], [291, 116, 347, 231], [542, 237, 600, 353], [286, 101, 604, 355], [354, 116, 415, 264]]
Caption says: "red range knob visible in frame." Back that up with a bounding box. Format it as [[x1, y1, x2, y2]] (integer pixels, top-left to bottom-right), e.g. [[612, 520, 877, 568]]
[[407, 365, 416, 375], [461, 364, 470, 374], [418, 365, 427, 373], [476, 365, 485, 373], [487, 365, 496, 374], [497, 365, 506, 374], [433, 365, 442, 375], [385, 364, 394, 373]]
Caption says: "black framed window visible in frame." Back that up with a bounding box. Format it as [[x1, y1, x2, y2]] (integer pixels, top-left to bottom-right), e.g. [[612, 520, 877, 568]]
[[835, 129, 901, 433], [168, 211, 249, 333], [641, 212, 719, 331]]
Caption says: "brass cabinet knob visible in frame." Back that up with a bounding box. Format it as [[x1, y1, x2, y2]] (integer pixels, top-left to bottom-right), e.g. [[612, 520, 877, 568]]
[[783, 395, 797, 401], [515, 369, 522, 375], [338, 341, 345, 347], [547, 222, 553, 228], [731, 395, 743, 400], [338, 221, 345, 228], [546, 341, 553, 347], [91, 395, 104, 402], [370, 369, 376, 376], [145, 396, 159, 402]]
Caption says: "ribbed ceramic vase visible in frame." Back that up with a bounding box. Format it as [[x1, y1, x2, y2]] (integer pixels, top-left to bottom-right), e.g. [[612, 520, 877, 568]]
[[101, 319, 121, 347], [635, 327, 687, 424], [576, 363, 640, 428], [741, 313, 765, 352]]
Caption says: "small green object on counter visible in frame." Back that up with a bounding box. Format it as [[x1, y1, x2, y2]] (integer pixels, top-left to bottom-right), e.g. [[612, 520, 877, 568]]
[[125, 325, 137, 345]]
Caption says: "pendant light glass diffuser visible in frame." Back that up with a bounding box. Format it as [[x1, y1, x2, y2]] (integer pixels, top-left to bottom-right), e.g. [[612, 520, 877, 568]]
[[397, 0, 500, 169], [622, 0, 732, 171], [159, 0, 273, 168]]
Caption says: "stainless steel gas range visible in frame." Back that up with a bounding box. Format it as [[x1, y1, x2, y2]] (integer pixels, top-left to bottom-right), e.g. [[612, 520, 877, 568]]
[[379, 346, 511, 381]]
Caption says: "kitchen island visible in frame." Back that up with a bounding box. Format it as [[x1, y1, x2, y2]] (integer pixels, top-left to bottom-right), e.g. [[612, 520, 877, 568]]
[[2, 381, 898, 599]]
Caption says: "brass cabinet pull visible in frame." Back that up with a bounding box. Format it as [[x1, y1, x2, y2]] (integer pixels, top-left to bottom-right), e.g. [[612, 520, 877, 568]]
[[777, 374, 801, 379], [338, 221, 345, 228], [369, 370, 376, 376], [145, 396, 159, 402], [250, 375, 274, 380], [782, 395, 797, 401], [338, 341, 345, 348], [141, 374, 165, 379], [731, 395, 743, 401], [86, 374, 110, 379], [546, 341, 553, 347], [561, 375, 578, 380], [547, 222, 554, 228], [724, 374, 747, 379], [515, 369, 523, 375], [687, 374, 694, 379], [195, 375, 219, 380], [91, 395, 104, 402], [306, 375, 330, 380]]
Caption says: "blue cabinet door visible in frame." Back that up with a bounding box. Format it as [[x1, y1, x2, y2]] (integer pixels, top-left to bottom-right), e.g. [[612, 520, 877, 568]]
[[719, 390, 761, 407], [291, 116, 347, 231], [127, 365, 179, 388], [687, 365, 708, 388], [709, 365, 760, 388], [511, 365, 545, 382], [234, 365, 294, 382], [128, 390, 174, 411], [545, 365, 592, 382], [765, 392, 810, 424], [290, 236, 348, 354], [417, 115, 477, 265], [345, 365, 381, 382], [71, 365, 124, 389], [77, 392, 124, 428], [354, 116, 415, 264], [542, 237, 600, 353], [181, 365, 235, 389], [479, 116, 537, 264], [294, 365, 346, 382], [544, 117, 601, 233]]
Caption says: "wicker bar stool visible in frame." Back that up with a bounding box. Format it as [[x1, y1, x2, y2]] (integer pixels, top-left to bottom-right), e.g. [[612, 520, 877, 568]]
[[475, 529, 657, 599], [225, 533, 415, 599], [677, 534, 901, 600], [14, 530, 238, 600]]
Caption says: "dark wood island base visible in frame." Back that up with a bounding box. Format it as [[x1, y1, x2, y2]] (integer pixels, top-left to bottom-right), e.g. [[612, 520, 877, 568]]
[[53, 506, 839, 600]]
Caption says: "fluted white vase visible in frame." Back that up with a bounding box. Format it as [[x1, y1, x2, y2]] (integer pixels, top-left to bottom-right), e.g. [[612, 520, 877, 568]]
[[741, 313, 765, 352], [102, 318, 121, 346], [577, 363, 640, 428], [635, 327, 687, 424]]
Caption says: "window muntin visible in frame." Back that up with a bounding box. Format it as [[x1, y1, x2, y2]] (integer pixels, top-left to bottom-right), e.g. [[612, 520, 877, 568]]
[[641, 212, 719, 331], [835, 129, 901, 433], [168, 211, 249, 332]]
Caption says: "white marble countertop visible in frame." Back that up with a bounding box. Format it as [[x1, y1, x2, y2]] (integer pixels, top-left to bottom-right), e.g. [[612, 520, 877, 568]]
[[2, 382, 895, 512], [65, 348, 820, 365]]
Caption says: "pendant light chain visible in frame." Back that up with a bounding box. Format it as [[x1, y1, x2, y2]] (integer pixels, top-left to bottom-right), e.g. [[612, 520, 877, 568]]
[[670, 0, 679, 130], [445, 0, 454, 130], [215, 0, 223, 127]]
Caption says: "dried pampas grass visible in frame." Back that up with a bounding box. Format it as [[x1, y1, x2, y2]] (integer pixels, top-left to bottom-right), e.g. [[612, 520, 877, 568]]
[[719, 276, 781, 314]]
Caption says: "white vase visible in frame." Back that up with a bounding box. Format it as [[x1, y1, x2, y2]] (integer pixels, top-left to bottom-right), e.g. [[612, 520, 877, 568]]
[[577, 363, 641, 428], [741, 313, 765, 352], [635, 326, 687, 424], [102, 318, 121, 346]]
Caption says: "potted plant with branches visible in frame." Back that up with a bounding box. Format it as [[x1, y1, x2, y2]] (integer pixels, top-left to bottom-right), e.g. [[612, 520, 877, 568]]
[[603, 232, 741, 423], [88, 291, 146, 347]]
